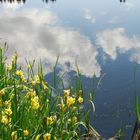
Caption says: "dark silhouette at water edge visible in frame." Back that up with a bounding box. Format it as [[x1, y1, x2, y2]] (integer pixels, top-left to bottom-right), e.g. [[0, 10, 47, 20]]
[[0, 0, 25, 3], [0, 0, 56, 4], [42, 0, 56, 3], [120, 0, 126, 2], [0, 0, 126, 4]]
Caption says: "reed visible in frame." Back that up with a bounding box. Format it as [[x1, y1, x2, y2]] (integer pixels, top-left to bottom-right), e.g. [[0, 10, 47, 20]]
[[0, 47, 100, 140]]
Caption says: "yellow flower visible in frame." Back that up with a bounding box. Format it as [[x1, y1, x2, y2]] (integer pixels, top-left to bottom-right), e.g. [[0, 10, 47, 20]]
[[35, 134, 40, 140], [59, 103, 65, 110], [46, 117, 52, 125], [12, 55, 17, 65], [31, 80, 36, 85], [0, 90, 5, 97], [1, 115, 9, 125], [27, 90, 36, 98], [66, 96, 75, 107], [78, 97, 83, 103], [11, 131, 17, 140], [51, 115, 57, 123], [35, 75, 40, 84], [43, 133, 51, 140], [5, 100, 11, 108], [21, 76, 26, 83], [30, 75, 40, 85], [42, 81, 48, 90], [0, 99, 2, 107], [7, 65, 12, 71], [15, 70, 23, 77], [63, 89, 70, 97], [31, 96, 40, 110], [47, 115, 57, 125], [5, 108, 12, 116], [23, 130, 29, 137], [15, 70, 26, 83]]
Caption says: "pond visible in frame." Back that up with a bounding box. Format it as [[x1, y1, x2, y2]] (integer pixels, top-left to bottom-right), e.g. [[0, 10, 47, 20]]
[[0, 0, 140, 139]]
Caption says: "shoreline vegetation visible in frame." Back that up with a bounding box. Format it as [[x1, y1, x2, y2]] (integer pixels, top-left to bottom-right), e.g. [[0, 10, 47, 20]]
[[0, 46, 102, 140], [0, 46, 139, 140]]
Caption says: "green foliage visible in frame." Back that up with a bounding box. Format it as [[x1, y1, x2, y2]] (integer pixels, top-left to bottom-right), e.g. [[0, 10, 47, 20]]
[[116, 129, 121, 140], [135, 96, 140, 124], [0, 47, 99, 140]]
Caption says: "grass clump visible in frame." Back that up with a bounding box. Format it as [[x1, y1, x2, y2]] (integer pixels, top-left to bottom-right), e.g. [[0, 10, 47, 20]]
[[0, 47, 99, 140]]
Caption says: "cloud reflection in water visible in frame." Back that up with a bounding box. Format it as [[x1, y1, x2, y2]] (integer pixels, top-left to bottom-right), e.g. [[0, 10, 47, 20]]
[[96, 28, 140, 64], [0, 8, 101, 77], [1, 5, 139, 78]]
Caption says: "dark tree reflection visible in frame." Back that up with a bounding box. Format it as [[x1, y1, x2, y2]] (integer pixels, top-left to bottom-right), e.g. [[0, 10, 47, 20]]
[[0, 0, 56, 3], [0, 0, 26, 3], [0, 0, 126, 4], [120, 0, 126, 2], [42, 0, 56, 3]]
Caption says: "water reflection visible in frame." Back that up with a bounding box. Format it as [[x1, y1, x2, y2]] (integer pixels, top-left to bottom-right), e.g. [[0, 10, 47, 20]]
[[0, 8, 101, 77], [120, 0, 125, 2], [0, 0, 139, 139], [96, 28, 140, 64], [0, 0, 126, 4], [0, 0, 25, 3], [42, 0, 56, 3], [0, 0, 56, 3]]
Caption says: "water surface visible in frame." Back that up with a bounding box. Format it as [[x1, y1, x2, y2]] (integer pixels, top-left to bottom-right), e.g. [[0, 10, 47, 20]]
[[0, 0, 140, 139]]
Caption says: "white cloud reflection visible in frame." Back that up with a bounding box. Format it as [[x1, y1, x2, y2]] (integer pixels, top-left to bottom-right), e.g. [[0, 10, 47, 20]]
[[2, 2, 24, 10], [124, 2, 135, 11], [108, 16, 121, 24], [96, 28, 140, 64], [84, 9, 96, 23], [0, 8, 101, 77]]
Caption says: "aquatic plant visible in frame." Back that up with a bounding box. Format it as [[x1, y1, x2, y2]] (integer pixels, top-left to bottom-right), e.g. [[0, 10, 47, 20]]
[[131, 65, 140, 140], [0, 46, 100, 140]]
